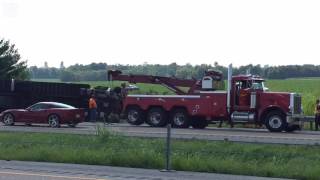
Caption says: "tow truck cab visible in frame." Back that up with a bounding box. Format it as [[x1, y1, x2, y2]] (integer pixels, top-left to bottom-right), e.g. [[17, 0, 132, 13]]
[[229, 74, 303, 132]]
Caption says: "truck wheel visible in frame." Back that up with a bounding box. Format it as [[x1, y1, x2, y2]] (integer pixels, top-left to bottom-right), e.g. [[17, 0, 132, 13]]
[[265, 111, 287, 132], [147, 107, 167, 127], [171, 109, 190, 128], [192, 118, 208, 129], [2, 113, 15, 126], [48, 114, 61, 128], [126, 107, 144, 125]]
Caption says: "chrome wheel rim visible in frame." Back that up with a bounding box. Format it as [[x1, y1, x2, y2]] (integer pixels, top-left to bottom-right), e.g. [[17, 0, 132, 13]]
[[48, 115, 59, 127], [3, 114, 13, 125], [150, 112, 161, 125], [173, 113, 185, 126], [128, 110, 139, 123], [269, 115, 282, 129]]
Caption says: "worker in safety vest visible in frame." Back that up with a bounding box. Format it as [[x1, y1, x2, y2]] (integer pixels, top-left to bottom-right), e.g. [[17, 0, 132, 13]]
[[89, 94, 98, 122], [315, 99, 320, 130]]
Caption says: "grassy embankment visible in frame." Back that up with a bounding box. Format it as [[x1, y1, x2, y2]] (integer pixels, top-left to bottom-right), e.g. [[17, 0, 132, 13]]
[[0, 129, 319, 180]]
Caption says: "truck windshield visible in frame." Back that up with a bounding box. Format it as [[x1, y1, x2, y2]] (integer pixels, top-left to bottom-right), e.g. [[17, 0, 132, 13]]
[[251, 81, 267, 91]]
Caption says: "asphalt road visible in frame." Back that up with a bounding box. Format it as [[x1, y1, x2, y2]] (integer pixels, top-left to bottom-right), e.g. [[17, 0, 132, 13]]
[[1, 122, 320, 145], [0, 160, 288, 180]]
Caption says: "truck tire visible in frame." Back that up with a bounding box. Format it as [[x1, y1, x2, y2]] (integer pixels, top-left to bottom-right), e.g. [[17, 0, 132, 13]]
[[2, 113, 15, 126], [171, 109, 190, 128], [191, 118, 208, 129], [126, 106, 145, 125], [264, 111, 287, 132], [146, 107, 167, 127]]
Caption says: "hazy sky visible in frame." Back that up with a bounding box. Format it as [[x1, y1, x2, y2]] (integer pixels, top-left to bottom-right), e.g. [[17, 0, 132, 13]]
[[1, 0, 320, 67]]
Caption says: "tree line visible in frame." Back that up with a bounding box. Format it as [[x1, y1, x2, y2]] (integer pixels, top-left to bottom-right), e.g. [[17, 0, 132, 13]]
[[29, 62, 320, 82], [2, 38, 320, 81]]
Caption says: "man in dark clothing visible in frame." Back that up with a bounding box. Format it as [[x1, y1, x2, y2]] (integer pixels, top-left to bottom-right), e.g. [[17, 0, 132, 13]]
[[315, 99, 320, 130]]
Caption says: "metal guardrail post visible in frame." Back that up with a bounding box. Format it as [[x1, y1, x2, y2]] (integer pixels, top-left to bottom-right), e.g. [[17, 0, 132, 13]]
[[166, 123, 171, 170], [161, 122, 175, 172]]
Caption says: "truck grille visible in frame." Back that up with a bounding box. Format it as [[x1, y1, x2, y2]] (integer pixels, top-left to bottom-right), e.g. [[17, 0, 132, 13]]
[[293, 95, 302, 114]]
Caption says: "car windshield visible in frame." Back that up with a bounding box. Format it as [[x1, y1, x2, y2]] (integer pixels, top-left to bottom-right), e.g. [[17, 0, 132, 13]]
[[52, 103, 75, 109], [27, 103, 48, 111], [27, 102, 75, 110]]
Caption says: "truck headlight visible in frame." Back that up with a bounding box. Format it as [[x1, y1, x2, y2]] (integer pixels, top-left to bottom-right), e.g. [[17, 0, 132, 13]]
[[76, 114, 81, 118]]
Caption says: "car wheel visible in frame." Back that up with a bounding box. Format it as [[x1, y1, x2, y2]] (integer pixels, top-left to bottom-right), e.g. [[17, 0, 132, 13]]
[[126, 106, 145, 125], [2, 113, 15, 126], [265, 111, 287, 132], [147, 107, 167, 127], [48, 114, 60, 128], [171, 109, 190, 128]]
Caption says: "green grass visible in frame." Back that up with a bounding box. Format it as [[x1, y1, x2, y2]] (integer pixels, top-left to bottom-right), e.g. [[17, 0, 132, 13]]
[[0, 129, 320, 179], [31, 78, 61, 82], [265, 78, 320, 115]]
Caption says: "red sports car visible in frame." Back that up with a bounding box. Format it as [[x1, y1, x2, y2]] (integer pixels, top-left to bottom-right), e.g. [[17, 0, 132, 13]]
[[0, 102, 85, 127]]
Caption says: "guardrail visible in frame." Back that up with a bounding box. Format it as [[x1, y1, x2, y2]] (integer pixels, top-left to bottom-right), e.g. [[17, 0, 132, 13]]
[[301, 116, 317, 130], [301, 116, 315, 122]]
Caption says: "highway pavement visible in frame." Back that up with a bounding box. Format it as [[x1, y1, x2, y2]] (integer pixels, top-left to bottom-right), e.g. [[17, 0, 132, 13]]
[[1, 122, 320, 145], [0, 160, 288, 180]]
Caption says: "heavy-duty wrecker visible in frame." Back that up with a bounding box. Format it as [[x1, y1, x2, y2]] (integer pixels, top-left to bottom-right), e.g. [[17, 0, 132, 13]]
[[108, 64, 304, 132]]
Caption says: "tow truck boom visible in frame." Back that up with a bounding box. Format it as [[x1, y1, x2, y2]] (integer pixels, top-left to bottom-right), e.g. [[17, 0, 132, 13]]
[[107, 69, 223, 95]]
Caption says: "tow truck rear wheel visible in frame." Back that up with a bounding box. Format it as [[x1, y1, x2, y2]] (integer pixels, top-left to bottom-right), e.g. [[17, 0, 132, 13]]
[[146, 107, 167, 127], [171, 109, 190, 128], [265, 111, 287, 132], [126, 106, 145, 125]]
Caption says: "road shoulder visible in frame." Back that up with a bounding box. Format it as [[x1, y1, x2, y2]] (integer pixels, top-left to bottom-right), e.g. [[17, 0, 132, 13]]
[[0, 160, 289, 180]]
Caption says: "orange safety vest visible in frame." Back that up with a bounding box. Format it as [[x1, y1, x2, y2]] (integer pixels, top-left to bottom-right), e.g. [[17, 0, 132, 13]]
[[89, 98, 97, 109]]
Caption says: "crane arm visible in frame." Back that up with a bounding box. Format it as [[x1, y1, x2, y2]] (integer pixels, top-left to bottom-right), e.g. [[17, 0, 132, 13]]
[[107, 70, 200, 95]]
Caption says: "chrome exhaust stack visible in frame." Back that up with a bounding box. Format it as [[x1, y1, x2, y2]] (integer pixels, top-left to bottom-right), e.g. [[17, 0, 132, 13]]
[[227, 64, 232, 114]]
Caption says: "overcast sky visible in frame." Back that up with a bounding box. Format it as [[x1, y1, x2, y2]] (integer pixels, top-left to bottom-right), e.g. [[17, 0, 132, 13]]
[[1, 0, 320, 68]]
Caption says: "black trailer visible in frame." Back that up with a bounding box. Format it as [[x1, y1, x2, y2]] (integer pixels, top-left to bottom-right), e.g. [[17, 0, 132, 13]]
[[0, 80, 123, 122], [0, 80, 90, 112]]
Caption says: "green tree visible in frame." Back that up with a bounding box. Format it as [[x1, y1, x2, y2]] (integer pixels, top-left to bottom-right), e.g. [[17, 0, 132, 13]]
[[0, 39, 29, 80], [60, 70, 77, 82]]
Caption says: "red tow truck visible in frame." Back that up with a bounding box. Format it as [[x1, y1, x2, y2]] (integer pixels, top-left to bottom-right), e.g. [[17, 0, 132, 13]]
[[108, 64, 303, 132]]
